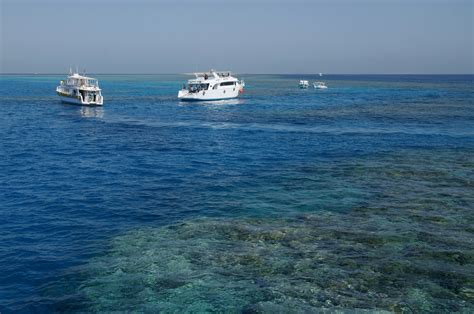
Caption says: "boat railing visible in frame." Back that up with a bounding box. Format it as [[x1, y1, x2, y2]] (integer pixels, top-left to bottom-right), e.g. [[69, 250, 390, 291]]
[[78, 82, 99, 88]]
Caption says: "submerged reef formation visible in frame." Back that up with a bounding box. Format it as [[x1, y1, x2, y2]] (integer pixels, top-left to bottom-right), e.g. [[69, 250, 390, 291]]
[[46, 148, 473, 312], [53, 209, 473, 313]]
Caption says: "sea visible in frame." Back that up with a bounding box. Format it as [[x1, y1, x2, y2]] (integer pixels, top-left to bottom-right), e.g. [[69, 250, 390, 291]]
[[0, 74, 473, 312]]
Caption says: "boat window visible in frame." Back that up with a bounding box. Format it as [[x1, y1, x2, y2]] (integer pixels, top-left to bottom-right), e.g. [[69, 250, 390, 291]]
[[189, 83, 209, 91], [220, 81, 236, 86]]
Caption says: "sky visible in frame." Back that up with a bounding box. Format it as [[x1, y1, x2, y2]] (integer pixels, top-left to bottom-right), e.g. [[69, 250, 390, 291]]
[[1, 0, 473, 74]]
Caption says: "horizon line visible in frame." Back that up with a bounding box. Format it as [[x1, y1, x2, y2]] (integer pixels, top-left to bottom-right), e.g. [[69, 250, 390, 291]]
[[1, 73, 473, 76]]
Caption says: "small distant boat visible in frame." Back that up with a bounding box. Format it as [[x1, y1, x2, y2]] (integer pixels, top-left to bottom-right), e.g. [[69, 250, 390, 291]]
[[56, 69, 103, 105], [314, 81, 328, 89], [299, 80, 309, 89], [319, 73, 323, 77], [178, 70, 244, 101]]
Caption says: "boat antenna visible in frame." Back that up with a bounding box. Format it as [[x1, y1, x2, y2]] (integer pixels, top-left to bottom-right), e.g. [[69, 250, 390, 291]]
[[69, 67, 72, 75], [76, 65, 78, 74]]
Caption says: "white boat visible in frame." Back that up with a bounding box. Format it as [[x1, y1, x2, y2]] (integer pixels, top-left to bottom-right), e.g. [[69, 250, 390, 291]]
[[314, 81, 328, 89], [299, 80, 309, 89], [56, 69, 103, 105], [178, 70, 244, 101]]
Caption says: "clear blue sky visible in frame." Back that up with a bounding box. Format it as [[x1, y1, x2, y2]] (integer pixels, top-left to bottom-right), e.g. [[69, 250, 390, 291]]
[[1, 0, 472, 74]]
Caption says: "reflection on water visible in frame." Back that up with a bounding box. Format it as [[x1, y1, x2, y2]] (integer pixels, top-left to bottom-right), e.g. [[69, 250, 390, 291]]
[[80, 106, 104, 118]]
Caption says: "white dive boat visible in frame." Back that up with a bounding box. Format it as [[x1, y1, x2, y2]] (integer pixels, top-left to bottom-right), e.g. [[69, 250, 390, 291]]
[[299, 80, 309, 89], [178, 70, 244, 101], [314, 81, 328, 89], [56, 70, 103, 105]]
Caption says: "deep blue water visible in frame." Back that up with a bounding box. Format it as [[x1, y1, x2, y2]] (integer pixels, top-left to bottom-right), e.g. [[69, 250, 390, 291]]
[[0, 74, 473, 312]]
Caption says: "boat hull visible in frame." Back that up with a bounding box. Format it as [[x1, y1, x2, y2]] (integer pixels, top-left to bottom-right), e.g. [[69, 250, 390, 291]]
[[178, 86, 241, 102], [178, 95, 239, 102], [58, 95, 103, 106]]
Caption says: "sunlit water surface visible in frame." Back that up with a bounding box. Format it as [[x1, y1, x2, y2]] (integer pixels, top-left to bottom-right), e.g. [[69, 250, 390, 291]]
[[0, 74, 473, 312]]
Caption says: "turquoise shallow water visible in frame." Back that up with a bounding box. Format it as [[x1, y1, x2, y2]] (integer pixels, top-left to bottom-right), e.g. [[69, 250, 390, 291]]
[[0, 74, 473, 312]]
